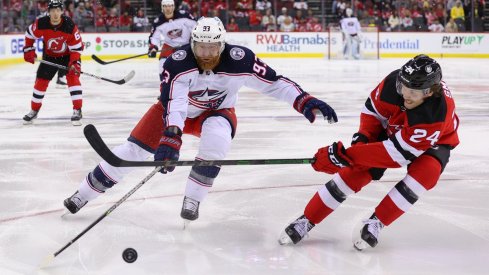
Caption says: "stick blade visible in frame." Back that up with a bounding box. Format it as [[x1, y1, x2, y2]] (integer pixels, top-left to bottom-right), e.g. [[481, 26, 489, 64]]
[[91, 54, 108, 65], [83, 124, 123, 167], [38, 254, 55, 269], [124, 70, 136, 83]]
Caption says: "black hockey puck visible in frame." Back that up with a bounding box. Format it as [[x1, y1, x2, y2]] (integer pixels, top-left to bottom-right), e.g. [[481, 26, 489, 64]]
[[122, 248, 138, 263]]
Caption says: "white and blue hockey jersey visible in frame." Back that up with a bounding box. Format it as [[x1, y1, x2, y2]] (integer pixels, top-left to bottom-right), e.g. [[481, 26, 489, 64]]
[[159, 44, 308, 129], [149, 11, 196, 48]]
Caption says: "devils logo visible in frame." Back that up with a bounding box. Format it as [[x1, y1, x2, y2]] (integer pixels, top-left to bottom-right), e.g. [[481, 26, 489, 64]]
[[188, 88, 227, 109]]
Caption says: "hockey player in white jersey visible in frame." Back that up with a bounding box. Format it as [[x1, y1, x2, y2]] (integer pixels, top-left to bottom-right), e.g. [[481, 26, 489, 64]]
[[340, 8, 362, 59], [148, 0, 196, 81], [64, 17, 338, 227]]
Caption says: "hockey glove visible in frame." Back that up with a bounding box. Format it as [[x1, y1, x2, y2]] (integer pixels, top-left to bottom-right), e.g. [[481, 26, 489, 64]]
[[351, 132, 386, 180], [312, 141, 353, 174], [294, 93, 338, 124], [68, 54, 81, 76], [148, 44, 158, 58], [23, 46, 37, 64], [155, 126, 182, 173]]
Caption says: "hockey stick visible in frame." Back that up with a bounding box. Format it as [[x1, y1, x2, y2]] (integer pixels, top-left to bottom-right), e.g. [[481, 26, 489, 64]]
[[84, 124, 315, 167], [40, 166, 162, 268], [38, 59, 135, 85], [91, 53, 148, 65]]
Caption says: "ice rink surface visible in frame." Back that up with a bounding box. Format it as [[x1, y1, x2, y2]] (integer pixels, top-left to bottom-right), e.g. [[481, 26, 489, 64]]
[[0, 57, 488, 275]]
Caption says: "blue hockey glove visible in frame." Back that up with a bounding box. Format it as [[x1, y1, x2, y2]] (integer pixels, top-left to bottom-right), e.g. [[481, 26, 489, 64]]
[[294, 93, 338, 124], [155, 126, 182, 173]]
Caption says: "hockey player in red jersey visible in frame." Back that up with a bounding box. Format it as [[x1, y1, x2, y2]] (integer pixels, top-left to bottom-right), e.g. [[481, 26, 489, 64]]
[[279, 55, 460, 250], [63, 17, 338, 228], [22, 0, 84, 126]]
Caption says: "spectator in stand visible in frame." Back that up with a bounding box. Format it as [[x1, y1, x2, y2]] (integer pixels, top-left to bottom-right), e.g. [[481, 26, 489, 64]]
[[401, 10, 414, 30], [64, 2, 75, 18], [336, 0, 347, 18], [119, 10, 132, 31], [82, 1, 95, 32], [261, 8, 277, 32], [424, 8, 436, 27], [256, 0, 272, 12], [133, 8, 150, 32], [106, 7, 119, 32], [428, 19, 445, 32], [434, 3, 447, 23], [95, 7, 108, 32], [179, 0, 191, 13], [451, 0, 465, 21], [73, 2, 87, 30], [248, 7, 263, 31], [307, 17, 322, 32], [277, 7, 291, 27], [236, 0, 253, 11], [214, 0, 227, 11], [121, 0, 136, 17], [226, 16, 239, 32], [446, 0, 457, 15], [293, 0, 308, 11], [293, 9, 307, 32], [445, 17, 459, 32], [388, 10, 401, 31], [280, 16, 295, 32]]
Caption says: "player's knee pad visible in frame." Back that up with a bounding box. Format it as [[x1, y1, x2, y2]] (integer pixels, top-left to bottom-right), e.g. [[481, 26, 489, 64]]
[[317, 178, 354, 210], [92, 165, 117, 189], [407, 154, 442, 190], [34, 78, 50, 91], [189, 164, 221, 187], [198, 117, 232, 160]]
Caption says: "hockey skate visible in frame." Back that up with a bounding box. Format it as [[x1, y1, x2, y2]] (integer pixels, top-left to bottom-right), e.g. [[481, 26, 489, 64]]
[[22, 110, 39, 125], [353, 214, 384, 251], [63, 191, 88, 214], [278, 215, 315, 245], [181, 196, 200, 229], [56, 75, 67, 89], [71, 109, 82, 126]]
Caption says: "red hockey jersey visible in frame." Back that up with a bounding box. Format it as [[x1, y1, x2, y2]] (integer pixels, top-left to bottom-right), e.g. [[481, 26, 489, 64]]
[[25, 15, 83, 58], [346, 70, 460, 168]]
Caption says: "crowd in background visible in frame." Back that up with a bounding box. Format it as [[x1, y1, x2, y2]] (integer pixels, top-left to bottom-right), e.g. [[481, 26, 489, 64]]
[[333, 0, 486, 32], [0, 0, 486, 34]]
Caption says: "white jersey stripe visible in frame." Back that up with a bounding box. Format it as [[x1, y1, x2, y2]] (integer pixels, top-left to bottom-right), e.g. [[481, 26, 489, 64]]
[[383, 139, 412, 166], [388, 188, 412, 212], [317, 185, 341, 210], [333, 174, 355, 196], [403, 174, 427, 197]]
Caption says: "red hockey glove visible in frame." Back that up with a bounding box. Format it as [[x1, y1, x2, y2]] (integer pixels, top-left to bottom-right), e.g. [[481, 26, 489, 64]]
[[23, 46, 37, 64], [68, 53, 81, 76], [148, 44, 158, 58], [154, 126, 182, 174], [312, 141, 353, 174], [293, 93, 338, 124]]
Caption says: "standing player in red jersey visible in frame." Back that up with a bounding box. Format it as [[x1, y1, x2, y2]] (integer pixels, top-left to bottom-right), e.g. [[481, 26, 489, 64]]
[[279, 55, 460, 250], [22, 0, 84, 126]]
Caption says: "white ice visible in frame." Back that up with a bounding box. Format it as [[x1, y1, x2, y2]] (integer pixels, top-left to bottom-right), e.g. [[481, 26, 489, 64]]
[[0, 57, 488, 275]]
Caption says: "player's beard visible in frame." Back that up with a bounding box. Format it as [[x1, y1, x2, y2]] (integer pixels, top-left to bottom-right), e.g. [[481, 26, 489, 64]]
[[196, 56, 221, 71]]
